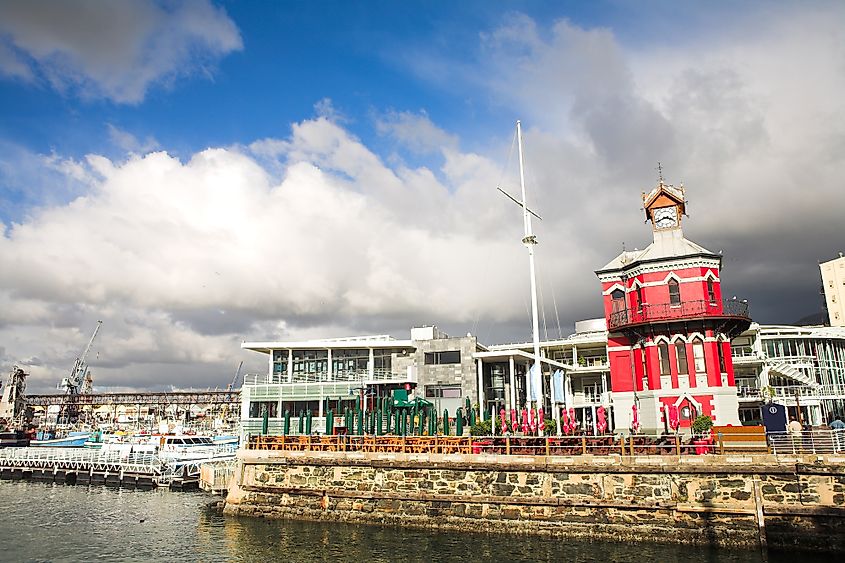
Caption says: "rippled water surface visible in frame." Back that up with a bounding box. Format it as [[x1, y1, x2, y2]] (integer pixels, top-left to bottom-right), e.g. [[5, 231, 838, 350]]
[[0, 481, 828, 562]]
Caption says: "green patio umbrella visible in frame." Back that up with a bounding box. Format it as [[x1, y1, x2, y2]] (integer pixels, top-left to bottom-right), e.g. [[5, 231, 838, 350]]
[[298, 410, 305, 434], [283, 410, 291, 436], [356, 407, 363, 436], [376, 410, 383, 435], [395, 409, 402, 436], [443, 409, 450, 436], [468, 406, 476, 427], [326, 408, 334, 435], [428, 407, 436, 435], [261, 405, 269, 436], [305, 410, 313, 434], [456, 407, 463, 436]]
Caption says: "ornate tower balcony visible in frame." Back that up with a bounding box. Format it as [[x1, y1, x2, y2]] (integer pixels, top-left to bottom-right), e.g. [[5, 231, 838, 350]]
[[608, 298, 751, 336]]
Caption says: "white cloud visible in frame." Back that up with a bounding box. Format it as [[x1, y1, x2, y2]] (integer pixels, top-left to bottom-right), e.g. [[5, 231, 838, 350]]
[[0, 0, 242, 103], [2, 5, 844, 392], [107, 124, 160, 154], [376, 110, 458, 154]]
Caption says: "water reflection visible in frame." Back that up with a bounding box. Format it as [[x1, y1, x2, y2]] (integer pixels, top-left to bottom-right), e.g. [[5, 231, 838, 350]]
[[0, 481, 828, 563]]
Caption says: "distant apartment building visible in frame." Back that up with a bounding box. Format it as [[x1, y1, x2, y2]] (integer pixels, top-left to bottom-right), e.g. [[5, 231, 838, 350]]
[[821, 253, 845, 327]]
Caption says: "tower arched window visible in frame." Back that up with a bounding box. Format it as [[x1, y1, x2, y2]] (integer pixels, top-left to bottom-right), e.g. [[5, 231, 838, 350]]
[[707, 279, 716, 304], [636, 285, 644, 312], [611, 289, 625, 315], [658, 341, 671, 376], [668, 279, 681, 306], [691, 338, 706, 374], [675, 341, 689, 375]]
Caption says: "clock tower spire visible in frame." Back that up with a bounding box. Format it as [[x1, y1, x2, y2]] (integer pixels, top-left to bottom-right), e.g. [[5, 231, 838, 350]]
[[642, 173, 685, 234]]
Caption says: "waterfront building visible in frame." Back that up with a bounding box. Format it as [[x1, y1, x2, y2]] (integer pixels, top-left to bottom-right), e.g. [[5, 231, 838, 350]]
[[237, 182, 844, 436], [821, 253, 845, 327], [594, 179, 751, 433], [733, 323, 845, 424], [239, 327, 484, 436]]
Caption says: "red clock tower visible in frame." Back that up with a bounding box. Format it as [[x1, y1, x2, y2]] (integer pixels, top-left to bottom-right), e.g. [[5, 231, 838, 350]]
[[595, 178, 751, 433]]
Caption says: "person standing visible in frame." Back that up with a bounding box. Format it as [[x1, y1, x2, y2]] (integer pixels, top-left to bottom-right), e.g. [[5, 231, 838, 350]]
[[788, 416, 803, 453]]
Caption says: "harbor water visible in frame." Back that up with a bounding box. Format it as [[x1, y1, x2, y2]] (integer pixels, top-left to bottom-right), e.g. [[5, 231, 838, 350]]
[[0, 481, 829, 562]]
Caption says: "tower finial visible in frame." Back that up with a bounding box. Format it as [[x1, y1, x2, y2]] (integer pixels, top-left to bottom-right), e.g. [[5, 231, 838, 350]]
[[656, 162, 664, 185]]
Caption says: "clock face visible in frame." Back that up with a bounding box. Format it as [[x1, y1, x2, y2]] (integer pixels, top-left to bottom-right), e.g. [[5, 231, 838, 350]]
[[653, 206, 678, 229]]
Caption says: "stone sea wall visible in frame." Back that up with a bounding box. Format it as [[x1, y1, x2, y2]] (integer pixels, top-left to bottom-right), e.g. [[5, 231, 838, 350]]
[[224, 451, 845, 551]]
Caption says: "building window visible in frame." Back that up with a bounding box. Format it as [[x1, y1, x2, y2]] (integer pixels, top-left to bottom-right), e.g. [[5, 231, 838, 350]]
[[424, 350, 461, 365], [248, 401, 278, 418], [611, 289, 625, 315], [425, 385, 462, 398], [717, 342, 726, 373], [636, 286, 644, 312], [675, 341, 689, 375], [640, 348, 648, 389], [272, 350, 288, 375], [668, 279, 681, 306], [692, 338, 706, 374], [332, 348, 369, 374], [658, 342, 671, 376], [707, 279, 716, 304]]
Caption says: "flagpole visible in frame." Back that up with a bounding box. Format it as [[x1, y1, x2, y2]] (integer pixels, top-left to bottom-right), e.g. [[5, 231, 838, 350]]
[[516, 120, 547, 435]]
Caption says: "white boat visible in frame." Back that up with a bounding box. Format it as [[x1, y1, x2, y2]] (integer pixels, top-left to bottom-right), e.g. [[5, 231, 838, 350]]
[[100, 434, 237, 463]]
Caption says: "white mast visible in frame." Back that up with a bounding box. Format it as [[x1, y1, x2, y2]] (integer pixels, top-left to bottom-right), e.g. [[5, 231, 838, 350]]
[[516, 121, 546, 433]]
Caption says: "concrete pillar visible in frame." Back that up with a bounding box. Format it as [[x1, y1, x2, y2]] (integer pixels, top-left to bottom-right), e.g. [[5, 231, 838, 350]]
[[326, 348, 332, 383], [287, 349, 293, 383], [368, 348, 375, 379], [509, 355, 516, 411], [476, 358, 485, 416]]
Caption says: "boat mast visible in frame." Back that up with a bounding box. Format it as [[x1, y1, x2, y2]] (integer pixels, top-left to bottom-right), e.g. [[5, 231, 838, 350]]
[[516, 121, 542, 413]]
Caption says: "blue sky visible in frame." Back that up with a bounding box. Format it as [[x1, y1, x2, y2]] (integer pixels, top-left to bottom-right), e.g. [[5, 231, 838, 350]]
[[0, 1, 843, 391]]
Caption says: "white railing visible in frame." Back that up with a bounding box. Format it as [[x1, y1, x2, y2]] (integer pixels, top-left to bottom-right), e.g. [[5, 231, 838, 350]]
[[737, 385, 844, 399], [768, 429, 845, 454], [0, 447, 163, 475], [244, 369, 416, 386]]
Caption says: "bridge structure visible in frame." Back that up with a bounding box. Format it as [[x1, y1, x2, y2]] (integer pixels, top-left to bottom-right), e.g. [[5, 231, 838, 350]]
[[25, 390, 241, 407]]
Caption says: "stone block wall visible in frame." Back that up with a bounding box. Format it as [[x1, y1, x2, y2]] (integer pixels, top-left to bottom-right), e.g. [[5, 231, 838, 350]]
[[224, 451, 845, 551]]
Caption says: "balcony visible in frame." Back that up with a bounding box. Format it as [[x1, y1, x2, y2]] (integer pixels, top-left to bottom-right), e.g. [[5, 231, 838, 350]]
[[608, 299, 751, 332], [244, 368, 417, 387]]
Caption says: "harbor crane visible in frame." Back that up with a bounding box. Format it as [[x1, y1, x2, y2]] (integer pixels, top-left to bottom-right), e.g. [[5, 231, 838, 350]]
[[57, 320, 102, 423], [60, 320, 102, 396]]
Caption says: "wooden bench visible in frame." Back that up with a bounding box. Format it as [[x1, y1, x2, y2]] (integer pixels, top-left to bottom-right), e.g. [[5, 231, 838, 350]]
[[712, 425, 769, 454]]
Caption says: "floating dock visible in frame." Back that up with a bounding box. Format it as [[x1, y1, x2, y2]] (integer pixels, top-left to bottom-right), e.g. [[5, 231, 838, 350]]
[[0, 447, 218, 489]]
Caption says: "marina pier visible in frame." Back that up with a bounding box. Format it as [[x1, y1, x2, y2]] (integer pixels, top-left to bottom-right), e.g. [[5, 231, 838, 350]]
[[224, 441, 845, 551]]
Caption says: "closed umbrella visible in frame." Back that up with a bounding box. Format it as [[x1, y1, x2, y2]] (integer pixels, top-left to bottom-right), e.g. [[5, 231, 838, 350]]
[[326, 408, 334, 435], [305, 410, 313, 434], [298, 410, 305, 434], [261, 406, 269, 436], [443, 409, 450, 436], [456, 407, 464, 436], [283, 410, 290, 435]]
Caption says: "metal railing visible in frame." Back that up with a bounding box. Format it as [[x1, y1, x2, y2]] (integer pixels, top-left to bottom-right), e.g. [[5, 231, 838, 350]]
[[245, 429, 845, 456], [0, 446, 164, 475], [738, 385, 843, 399], [608, 299, 750, 330], [244, 369, 416, 386]]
